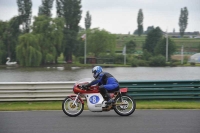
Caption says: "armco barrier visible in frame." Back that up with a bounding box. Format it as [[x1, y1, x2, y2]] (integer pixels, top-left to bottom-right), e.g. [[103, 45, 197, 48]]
[[0, 80, 200, 101], [120, 80, 200, 100], [0, 82, 75, 101]]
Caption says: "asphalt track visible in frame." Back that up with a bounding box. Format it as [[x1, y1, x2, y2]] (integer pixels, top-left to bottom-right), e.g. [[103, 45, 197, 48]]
[[0, 110, 200, 133]]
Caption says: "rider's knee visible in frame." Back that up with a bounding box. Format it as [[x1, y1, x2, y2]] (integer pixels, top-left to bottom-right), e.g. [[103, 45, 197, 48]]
[[99, 85, 104, 90]]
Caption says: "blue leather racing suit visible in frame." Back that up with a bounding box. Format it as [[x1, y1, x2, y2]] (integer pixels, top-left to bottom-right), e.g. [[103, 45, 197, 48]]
[[88, 72, 119, 92]]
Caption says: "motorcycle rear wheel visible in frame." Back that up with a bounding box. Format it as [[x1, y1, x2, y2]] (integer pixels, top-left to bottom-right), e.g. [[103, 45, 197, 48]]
[[114, 94, 136, 116], [62, 96, 84, 117]]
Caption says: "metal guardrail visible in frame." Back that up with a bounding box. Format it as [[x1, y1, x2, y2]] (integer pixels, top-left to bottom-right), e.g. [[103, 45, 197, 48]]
[[120, 80, 200, 100], [0, 82, 75, 101], [0, 80, 200, 101]]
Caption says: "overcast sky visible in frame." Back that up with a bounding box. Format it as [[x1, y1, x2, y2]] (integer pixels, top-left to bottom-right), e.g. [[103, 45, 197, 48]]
[[0, 0, 199, 34]]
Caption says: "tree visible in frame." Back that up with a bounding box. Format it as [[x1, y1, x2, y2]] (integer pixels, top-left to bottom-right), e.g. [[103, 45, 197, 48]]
[[0, 17, 21, 63], [38, 0, 54, 17], [144, 26, 154, 34], [143, 27, 163, 54], [154, 37, 176, 60], [137, 9, 143, 36], [0, 40, 6, 64], [179, 7, 188, 37], [133, 29, 138, 35], [51, 17, 65, 63], [56, 0, 82, 63], [56, 0, 63, 17], [85, 11, 92, 30], [125, 40, 136, 54], [142, 49, 152, 61], [7, 16, 22, 60], [17, 0, 32, 33], [197, 43, 200, 52], [16, 33, 42, 66], [74, 37, 85, 57], [149, 55, 166, 66], [87, 29, 116, 57], [32, 15, 64, 64], [0, 20, 9, 64]]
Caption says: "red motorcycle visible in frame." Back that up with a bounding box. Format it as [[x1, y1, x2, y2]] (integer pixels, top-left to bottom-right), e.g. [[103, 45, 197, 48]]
[[62, 78, 136, 117]]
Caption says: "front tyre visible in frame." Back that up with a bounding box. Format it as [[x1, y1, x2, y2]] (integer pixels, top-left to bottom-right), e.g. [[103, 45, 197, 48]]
[[62, 96, 84, 117], [114, 94, 136, 116]]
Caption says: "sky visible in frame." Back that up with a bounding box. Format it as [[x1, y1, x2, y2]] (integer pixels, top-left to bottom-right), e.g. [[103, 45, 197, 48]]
[[0, 0, 199, 34]]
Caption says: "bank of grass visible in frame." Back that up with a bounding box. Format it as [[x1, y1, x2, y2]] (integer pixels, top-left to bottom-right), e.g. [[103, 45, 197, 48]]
[[0, 100, 200, 111]]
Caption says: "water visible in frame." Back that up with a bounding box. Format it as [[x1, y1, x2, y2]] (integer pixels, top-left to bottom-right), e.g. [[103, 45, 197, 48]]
[[0, 66, 200, 82]]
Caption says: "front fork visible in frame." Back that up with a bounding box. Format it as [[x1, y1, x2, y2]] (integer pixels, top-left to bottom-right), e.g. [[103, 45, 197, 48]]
[[71, 93, 84, 106]]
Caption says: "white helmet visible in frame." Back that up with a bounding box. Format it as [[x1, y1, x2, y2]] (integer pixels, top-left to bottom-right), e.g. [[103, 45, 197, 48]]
[[92, 66, 103, 78]]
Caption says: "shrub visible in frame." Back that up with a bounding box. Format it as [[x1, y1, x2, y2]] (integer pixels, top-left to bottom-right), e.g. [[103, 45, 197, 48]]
[[137, 60, 149, 66], [141, 49, 152, 61], [79, 57, 84, 64], [190, 62, 196, 66], [114, 55, 124, 64], [170, 59, 180, 66], [149, 55, 166, 66], [171, 62, 181, 67], [183, 56, 188, 64], [131, 58, 138, 67]]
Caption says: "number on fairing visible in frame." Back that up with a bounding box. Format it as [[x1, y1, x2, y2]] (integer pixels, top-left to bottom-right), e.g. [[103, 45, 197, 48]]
[[89, 95, 100, 104]]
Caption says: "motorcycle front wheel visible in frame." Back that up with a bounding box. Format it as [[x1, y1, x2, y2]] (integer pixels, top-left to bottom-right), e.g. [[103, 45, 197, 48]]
[[62, 96, 84, 117], [114, 94, 136, 116]]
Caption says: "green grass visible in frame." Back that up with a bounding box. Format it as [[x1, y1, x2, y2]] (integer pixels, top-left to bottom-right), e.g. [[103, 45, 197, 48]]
[[0, 100, 199, 111], [0, 101, 63, 111], [183, 63, 200, 66], [116, 35, 200, 52], [136, 100, 200, 109]]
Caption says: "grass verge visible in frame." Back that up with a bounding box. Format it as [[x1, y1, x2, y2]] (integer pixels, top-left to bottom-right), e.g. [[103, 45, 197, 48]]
[[0, 100, 200, 111], [136, 100, 200, 109]]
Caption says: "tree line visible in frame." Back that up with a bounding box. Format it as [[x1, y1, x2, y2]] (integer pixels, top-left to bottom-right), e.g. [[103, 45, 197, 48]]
[[0, 0, 186, 66], [135, 8, 189, 37], [0, 0, 117, 66]]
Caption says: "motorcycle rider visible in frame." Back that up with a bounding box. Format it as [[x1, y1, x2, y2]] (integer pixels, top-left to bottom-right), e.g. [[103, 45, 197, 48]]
[[83, 66, 119, 104]]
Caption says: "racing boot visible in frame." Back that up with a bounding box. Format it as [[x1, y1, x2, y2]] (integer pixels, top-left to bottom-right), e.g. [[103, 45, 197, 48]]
[[105, 99, 114, 104], [105, 93, 114, 104]]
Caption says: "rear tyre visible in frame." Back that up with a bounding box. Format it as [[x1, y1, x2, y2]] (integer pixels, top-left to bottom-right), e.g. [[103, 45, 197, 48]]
[[114, 94, 136, 116], [62, 96, 84, 117]]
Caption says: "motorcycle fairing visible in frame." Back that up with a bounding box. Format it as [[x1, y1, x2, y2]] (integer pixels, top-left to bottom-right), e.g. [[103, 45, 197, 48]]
[[84, 93, 105, 112]]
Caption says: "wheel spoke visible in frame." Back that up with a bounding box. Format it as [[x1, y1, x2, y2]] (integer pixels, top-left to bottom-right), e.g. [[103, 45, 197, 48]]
[[114, 95, 136, 116], [62, 97, 84, 117]]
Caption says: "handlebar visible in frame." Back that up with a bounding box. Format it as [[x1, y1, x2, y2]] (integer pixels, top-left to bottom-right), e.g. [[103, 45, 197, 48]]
[[78, 85, 89, 90]]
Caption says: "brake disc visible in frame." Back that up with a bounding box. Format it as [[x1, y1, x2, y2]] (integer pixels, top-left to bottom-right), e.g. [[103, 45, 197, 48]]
[[67, 101, 78, 110]]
